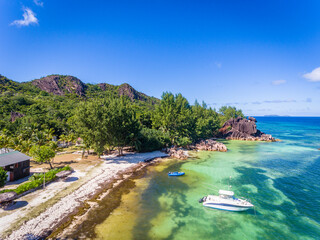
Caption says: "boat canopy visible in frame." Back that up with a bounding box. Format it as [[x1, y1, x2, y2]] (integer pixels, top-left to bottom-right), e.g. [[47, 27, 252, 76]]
[[219, 190, 234, 196]]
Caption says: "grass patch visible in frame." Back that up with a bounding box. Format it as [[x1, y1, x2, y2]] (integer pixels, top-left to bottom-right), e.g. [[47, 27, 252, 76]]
[[0, 166, 72, 195]]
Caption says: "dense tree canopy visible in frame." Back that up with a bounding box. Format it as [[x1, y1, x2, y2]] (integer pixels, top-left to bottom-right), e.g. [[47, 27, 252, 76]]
[[152, 92, 222, 146], [218, 106, 244, 124], [0, 76, 244, 156], [152, 92, 193, 145], [72, 97, 140, 156], [71, 100, 109, 157]]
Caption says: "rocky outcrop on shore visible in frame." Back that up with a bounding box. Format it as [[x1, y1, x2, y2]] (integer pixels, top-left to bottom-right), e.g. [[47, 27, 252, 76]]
[[189, 139, 227, 152], [167, 139, 227, 159], [167, 148, 189, 160], [0, 192, 17, 209], [55, 170, 72, 179], [220, 117, 275, 141], [0, 192, 17, 204]]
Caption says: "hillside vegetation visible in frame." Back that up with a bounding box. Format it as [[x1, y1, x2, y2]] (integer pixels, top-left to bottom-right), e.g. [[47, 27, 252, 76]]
[[0, 74, 244, 157]]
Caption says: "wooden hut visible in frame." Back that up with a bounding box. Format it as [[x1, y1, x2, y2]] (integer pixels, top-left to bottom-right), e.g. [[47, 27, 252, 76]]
[[0, 151, 31, 181]]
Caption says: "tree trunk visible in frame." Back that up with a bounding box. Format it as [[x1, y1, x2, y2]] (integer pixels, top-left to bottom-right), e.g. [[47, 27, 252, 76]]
[[48, 160, 53, 169], [118, 147, 123, 156]]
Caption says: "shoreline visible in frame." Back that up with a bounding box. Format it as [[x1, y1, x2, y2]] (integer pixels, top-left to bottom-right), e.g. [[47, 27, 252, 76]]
[[2, 151, 168, 240], [1, 139, 276, 239], [50, 156, 169, 239]]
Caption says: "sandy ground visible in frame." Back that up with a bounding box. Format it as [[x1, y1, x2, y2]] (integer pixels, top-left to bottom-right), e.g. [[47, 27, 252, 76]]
[[2, 153, 101, 190], [0, 151, 167, 240]]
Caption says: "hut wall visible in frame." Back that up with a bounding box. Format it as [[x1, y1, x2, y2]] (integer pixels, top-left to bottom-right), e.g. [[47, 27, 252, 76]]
[[12, 160, 30, 180], [4, 160, 30, 181]]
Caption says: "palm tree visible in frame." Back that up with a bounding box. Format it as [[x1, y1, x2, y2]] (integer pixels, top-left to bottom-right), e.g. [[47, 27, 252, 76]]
[[32, 129, 55, 146], [19, 139, 33, 154], [0, 131, 12, 153], [48, 141, 59, 151], [67, 133, 76, 147], [8, 136, 22, 151], [43, 128, 55, 141], [59, 134, 67, 147]]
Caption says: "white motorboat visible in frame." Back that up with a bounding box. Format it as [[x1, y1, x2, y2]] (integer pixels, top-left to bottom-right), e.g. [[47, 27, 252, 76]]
[[199, 190, 254, 212]]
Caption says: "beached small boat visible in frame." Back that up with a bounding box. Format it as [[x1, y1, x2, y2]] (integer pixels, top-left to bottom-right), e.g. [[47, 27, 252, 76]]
[[168, 172, 185, 176], [199, 190, 254, 211]]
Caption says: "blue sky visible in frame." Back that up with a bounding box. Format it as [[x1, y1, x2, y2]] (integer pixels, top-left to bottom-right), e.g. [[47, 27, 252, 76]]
[[1, 0, 320, 116]]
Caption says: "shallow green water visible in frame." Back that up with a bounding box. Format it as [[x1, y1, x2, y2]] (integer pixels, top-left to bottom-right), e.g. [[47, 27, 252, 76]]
[[94, 117, 320, 240]]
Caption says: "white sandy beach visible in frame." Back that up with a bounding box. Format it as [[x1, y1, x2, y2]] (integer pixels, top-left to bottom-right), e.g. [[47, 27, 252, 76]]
[[0, 151, 168, 240]]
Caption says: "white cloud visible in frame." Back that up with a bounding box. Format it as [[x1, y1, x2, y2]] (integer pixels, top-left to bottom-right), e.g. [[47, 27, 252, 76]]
[[34, 0, 44, 7], [303, 67, 320, 82], [10, 8, 38, 27], [272, 79, 286, 85]]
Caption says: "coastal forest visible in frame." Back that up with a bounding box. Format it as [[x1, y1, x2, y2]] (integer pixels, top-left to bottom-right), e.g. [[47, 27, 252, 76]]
[[0, 74, 244, 159]]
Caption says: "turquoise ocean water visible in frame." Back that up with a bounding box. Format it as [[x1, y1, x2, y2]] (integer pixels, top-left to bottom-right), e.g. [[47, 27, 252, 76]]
[[93, 117, 320, 240]]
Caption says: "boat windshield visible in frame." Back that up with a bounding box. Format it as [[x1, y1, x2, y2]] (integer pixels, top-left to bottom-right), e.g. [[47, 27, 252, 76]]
[[219, 194, 234, 199]]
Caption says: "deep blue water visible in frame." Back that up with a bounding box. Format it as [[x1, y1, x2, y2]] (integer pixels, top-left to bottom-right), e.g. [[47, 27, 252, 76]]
[[256, 117, 320, 234]]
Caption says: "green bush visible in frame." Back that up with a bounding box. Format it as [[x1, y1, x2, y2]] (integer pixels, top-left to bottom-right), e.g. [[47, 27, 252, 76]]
[[137, 128, 170, 152], [175, 136, 192, 147], [0, 168, 7, 188], [28, 173, 42, 181], [0, 166, 72, 194]]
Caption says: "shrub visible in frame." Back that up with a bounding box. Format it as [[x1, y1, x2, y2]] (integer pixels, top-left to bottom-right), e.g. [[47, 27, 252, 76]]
[[28, 173, 42, 181], [0, 168, 7, 188], [0, 166, 72, 194], [137, 128, 170, 152], [175, 136, 192, 147]]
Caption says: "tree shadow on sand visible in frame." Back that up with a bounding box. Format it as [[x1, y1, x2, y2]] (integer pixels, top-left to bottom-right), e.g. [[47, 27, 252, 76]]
[[3, 200, 28, 211], [63, 177, 79, 182]]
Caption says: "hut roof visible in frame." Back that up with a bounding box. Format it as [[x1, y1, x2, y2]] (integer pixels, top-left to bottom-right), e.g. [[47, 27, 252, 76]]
[[0, 151, 30, 167]]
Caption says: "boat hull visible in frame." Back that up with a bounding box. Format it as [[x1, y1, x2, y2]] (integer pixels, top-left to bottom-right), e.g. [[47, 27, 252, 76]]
[[168, 172, 185, 176], [203, 203, 251, 211]]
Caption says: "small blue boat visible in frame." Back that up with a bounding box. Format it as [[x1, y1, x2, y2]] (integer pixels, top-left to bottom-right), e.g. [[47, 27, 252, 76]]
[[168, 171, 185, 176]]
